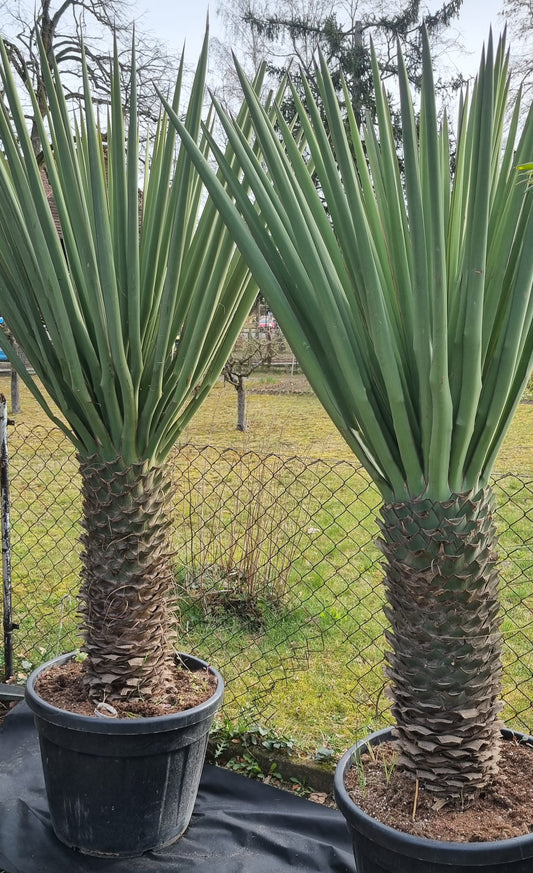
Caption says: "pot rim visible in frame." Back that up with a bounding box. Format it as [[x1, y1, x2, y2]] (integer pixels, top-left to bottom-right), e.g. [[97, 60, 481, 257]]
[[25, 650, 224, 734], [334, 725, 533, 863]]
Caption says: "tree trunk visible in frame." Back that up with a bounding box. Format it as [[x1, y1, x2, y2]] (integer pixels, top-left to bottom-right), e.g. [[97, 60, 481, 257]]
[[379, 488, 503, 801], [77, 455, 175, 703], [10, 369, 20, 415], [237, 379, 246, 431]]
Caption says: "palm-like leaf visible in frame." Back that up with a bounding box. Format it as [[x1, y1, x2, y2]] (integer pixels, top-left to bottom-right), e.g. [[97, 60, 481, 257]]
[[0, 32, 266, 700], [168, 32, 533, 502], [168, 31, 533, 798], [0, 32, 261, 465]]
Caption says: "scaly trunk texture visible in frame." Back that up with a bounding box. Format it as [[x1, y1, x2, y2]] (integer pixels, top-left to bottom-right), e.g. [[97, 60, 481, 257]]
[[77, 456, 176, 703], [379, 488, 503, 800]]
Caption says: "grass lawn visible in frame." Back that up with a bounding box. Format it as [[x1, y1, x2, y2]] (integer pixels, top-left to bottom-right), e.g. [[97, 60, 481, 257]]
[[2, 373, 533, 754], [185, 375, 533, 473], [6, 372, 533, 470]]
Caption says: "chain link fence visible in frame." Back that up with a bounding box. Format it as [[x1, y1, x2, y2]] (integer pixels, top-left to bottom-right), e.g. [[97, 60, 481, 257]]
[[1, 421, 532, 752]]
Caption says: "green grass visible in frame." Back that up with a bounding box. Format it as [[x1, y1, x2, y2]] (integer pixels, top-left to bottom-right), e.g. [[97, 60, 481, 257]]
[[7, 373, 533, 470], [2, 375, 533, 754]]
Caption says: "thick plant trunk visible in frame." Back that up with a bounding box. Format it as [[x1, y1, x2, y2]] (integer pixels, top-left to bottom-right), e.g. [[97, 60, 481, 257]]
[[379, 488, 503, 800], [77, 456, 175, 703]]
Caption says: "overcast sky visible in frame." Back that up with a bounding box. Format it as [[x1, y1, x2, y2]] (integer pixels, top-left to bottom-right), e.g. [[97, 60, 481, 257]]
[[135, 0, 508, 78]]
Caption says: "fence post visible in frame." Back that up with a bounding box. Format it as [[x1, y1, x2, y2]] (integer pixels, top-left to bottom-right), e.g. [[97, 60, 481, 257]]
[[1, 394, 14, 680]]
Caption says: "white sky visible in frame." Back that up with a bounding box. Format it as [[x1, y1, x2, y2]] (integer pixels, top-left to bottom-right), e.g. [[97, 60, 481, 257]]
[[134, 1, 216, 63], [135, 0, 508, 78]]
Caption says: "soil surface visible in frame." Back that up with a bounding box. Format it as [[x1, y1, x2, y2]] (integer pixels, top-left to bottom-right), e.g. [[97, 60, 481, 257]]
[[344, 738, 533, 842], [35, 658, 218, 718]]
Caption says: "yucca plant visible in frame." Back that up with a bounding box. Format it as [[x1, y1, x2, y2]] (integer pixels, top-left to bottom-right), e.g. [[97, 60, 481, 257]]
[[0, 32, 265, 704], [167, 31, 533, 800]]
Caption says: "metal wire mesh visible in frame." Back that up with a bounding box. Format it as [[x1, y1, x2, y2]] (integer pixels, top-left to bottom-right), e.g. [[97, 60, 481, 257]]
[[1, 424, 532, 751]]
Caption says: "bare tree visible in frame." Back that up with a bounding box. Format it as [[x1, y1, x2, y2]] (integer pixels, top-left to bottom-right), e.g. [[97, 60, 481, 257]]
[[224, 326, 283, 431], [213, 0, 342, 109], [500, 0, 533, 111], [0, 0, 180, 152], [214, 0, 465, 119]]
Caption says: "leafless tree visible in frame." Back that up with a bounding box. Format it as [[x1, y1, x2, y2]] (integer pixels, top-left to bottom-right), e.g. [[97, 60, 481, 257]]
[[213, 0, 465, 116], [212, 0, 341, 107], [0, 0, 180, 154], [224, 327, 283, 431], [500, 0, 533, 112]]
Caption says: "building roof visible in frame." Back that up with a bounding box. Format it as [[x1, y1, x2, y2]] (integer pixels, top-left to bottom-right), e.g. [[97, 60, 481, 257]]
[[39, 156, 144, 240]]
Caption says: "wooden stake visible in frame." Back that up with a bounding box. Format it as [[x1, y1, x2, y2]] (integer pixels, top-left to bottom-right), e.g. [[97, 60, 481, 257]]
[[412, 778, 419, 820]]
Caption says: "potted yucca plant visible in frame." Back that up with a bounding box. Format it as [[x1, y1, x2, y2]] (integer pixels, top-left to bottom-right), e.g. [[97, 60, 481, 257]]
[[167, 30, 533, 872], [0, 31, 266, 857]]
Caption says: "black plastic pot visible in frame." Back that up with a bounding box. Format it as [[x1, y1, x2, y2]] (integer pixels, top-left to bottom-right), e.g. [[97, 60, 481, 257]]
[[25, 651, 224, 857], [334, 726, 533, 873]]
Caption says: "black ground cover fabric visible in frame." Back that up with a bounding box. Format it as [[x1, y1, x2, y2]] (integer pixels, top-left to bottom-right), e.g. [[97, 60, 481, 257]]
[[0, 702, 356, 873]]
